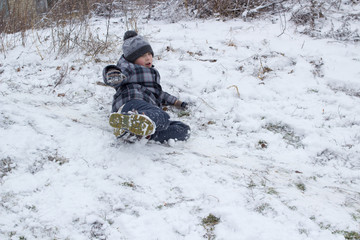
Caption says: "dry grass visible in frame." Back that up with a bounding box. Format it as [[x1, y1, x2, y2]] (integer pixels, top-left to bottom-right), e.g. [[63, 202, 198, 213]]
[[186, 0, 290, 18], [0, 0, 169, 57], [0, 0, 116, 57], [0, 0, 356, 57]]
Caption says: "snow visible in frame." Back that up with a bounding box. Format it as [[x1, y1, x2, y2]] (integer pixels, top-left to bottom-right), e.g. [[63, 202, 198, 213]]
[[1, 14, 360, 240]]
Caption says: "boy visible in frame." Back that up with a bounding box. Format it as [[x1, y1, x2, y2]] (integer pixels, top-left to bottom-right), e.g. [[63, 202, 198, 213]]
[[103, 30, 190, 143]]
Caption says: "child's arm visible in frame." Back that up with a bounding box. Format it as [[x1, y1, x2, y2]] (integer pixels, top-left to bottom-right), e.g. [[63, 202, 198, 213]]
[[160, 91, 188, 110], [160, 91, 177, 106]]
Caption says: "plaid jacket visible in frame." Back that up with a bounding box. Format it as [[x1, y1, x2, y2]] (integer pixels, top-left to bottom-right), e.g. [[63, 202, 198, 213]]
[[112, 56, 177, 112]]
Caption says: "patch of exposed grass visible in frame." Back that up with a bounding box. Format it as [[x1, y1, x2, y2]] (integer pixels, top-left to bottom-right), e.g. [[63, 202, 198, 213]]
[[202, 214, 220, 240], [257, 140, 268, 149], [311, 214, 360, 239], [202, 214, 220, 226], [0, 157, 14, 178], [265, 123, 304, 149], [336, 231, 360, 240], [314, 149, 342, 166], [351, 210, 360, 221], [266, 187, 278, 195], [309, 58, 324, 78], [299, 228, 309, 235], [247, 179, 256, 189], [307, 88, 319, 93], [90, 221, 105, 239], [48, 154, 69, 166], [122, 181, 136, 189], [295, 182, 306, 192], [254, 203, 274, 215], [178, 110, 190, 117], [309, 215, 359, 239], [328, 85, 360, 98]]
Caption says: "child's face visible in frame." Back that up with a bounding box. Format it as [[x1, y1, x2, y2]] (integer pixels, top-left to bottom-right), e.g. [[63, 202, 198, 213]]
[[134, 52, 153, 68]]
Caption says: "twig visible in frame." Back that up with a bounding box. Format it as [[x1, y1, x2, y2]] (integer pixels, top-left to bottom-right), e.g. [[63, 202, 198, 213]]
[[54, 64, 68, 88], [198, 97, 216, 111], [227, 85, 240, 98], [246, 0, 288, 15], [258, 57, 265, 80], [195, 58, 217, 62], [105, 1, 114, 46], [95, 81, 112, 87], [31, 28, 44, 60], [277, 10, 287, 37], [207, 195, 220, 203]]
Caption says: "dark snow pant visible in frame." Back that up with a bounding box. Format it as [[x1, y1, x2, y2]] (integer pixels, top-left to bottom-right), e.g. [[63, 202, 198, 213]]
[[122, 99, 190, 143]]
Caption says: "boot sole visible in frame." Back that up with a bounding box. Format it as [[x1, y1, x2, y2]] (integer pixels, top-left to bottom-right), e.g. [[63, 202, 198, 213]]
[[109, 113, 155, 136]]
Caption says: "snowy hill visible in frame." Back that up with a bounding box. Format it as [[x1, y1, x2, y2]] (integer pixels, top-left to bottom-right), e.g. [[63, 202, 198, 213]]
[[1, 12, 360, 240]]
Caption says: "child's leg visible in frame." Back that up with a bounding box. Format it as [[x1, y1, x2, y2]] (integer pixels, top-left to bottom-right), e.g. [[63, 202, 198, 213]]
[[122, 99, 190, 142], [121, 99, 170, 131], [150, 121, 190, 143]]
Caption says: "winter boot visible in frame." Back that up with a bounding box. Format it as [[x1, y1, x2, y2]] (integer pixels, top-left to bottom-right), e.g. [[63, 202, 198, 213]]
[[109, 112, 156, 137], [113, 128, 127, 138]]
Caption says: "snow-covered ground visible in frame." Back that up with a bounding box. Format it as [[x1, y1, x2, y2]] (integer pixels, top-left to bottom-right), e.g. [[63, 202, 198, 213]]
[[1, 13, 360, 240]]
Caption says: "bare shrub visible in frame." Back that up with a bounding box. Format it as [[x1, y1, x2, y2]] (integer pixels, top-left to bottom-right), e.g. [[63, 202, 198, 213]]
[[185, 0, 290, 19], [49, 0, 120, 56], [1, 0, 358, 57], [290, 0, 360, 42], [32, 0, 99, 37], [0, 0, 94, 56], [1, 0, 91, 34], [0, 157, 14, 178], [1, 0, 36, 34], [54, 64, 69, 88], [265, 122, 304, 149], [290, 0, 326, 29], [0, 0, 169, 57]]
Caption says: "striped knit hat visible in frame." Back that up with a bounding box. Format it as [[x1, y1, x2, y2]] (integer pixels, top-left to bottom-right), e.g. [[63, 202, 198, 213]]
[[122, 31, 154, 63]]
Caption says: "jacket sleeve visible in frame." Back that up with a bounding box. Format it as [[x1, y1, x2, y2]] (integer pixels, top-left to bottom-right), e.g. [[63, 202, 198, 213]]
[[160, 91, 177, 106]]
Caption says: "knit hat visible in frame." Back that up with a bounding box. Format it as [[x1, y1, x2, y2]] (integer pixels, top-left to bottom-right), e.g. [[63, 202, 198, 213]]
[[122, 30, 154, 63]]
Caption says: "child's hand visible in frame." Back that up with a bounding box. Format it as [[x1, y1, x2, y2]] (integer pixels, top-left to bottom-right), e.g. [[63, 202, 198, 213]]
[[103, 65, 126, 87], [174, 100, 188, 110], [180, 102, 188, 109]]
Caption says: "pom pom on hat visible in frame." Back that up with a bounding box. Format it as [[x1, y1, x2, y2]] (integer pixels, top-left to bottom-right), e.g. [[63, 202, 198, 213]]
[[123, 30, 138, 41], [122, 30, 154, 63]]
